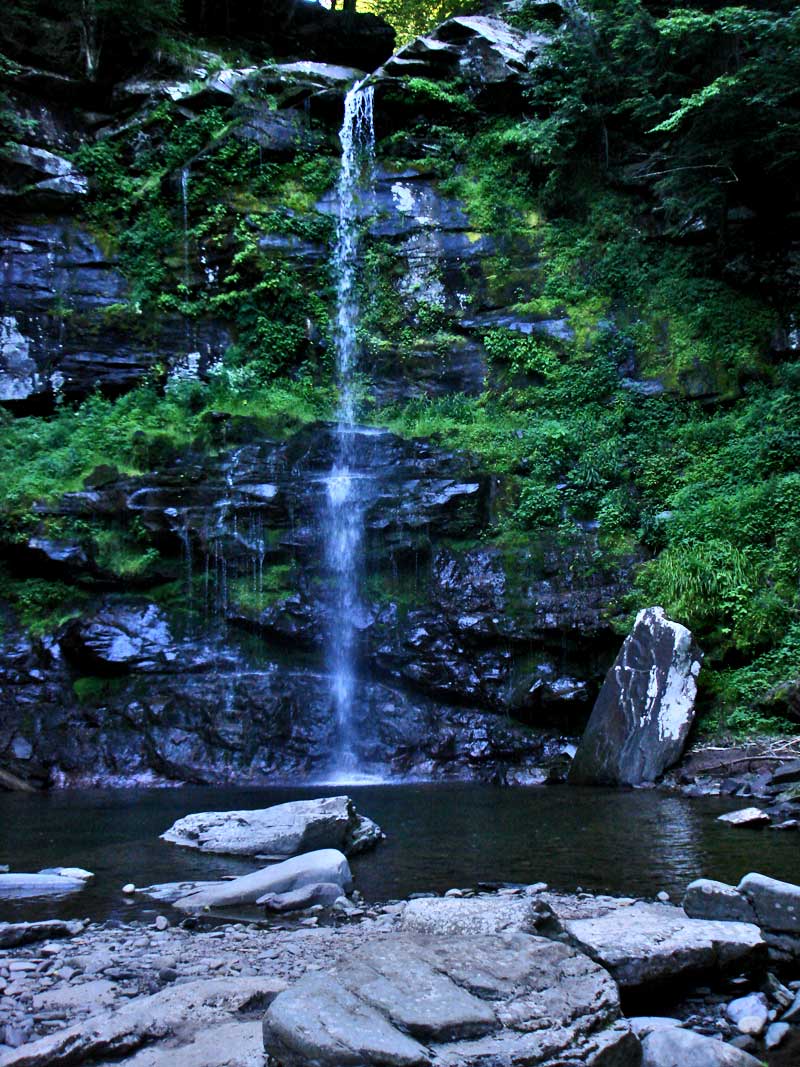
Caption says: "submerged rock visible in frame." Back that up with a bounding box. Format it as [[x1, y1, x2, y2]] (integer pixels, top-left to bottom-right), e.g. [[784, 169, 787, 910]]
[[569, 607, 702, 786], [161, 795, 383, 858], [172, 848, 352, 913], [262, 932, 639, 1066]]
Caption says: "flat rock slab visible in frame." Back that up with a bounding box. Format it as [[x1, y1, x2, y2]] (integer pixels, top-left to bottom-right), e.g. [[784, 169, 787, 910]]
[[401, 895, 537, 936], [94, 1021, 263, 1067], [0, 873, 88, 899], [538, 897, 765, 989], [173, 849, 352, 913], [32, 978, 118, 1013], [0, 976, 286, 1067], [162, 796, 383, 859], [263, 932, 640, 1066]]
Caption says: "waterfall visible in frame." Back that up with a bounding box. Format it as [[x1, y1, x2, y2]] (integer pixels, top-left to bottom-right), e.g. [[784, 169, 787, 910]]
[[180, 166, 190, 295], [323, 82, 375, 776]]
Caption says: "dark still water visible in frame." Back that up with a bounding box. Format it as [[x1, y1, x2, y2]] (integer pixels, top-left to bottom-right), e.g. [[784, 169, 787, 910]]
[[1, 783, 798, 923]]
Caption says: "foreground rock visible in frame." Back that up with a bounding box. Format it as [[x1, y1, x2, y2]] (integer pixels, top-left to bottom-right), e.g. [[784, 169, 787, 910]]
[[161, 796, 383, 858], [172, 849, 352, 913], [0, 918, 86, 948], [569, 607, 702, 786], [263, 932, 640, 1066], [641, 1027, 763, 1066], [0, 977, 285, 1067], [535, 896, 765, 989]]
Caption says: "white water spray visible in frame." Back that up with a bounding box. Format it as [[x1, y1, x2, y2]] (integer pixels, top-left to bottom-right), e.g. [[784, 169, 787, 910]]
[[324, 82, 375, 774]]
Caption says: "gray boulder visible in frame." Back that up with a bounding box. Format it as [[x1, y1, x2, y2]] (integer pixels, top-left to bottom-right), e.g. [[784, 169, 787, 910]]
[[172, 849, 352, 913], [569, 607, 702, 786], [263, 933, 640, 1067], [738, 872, 800, 933], [641, 1027, 763, 1066], [682, 879, 757, 924], [258, 882, 344, 913], [539, 898, 764, 989], [161, 795, 383, 858]]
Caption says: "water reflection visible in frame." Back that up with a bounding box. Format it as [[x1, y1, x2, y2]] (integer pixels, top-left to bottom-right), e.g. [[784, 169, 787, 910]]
[[1, 783, 797, 923]]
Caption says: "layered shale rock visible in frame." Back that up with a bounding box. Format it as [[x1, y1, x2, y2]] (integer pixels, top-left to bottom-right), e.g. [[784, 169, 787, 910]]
[[262, 932, 640, 1067]]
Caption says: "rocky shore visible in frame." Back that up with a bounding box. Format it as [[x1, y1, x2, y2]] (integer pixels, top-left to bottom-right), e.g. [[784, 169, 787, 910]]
[[2, 869, 800, 1066]]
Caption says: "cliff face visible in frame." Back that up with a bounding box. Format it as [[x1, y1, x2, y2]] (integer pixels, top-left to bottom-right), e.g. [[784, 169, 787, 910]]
[[0, 3, 797, 787]]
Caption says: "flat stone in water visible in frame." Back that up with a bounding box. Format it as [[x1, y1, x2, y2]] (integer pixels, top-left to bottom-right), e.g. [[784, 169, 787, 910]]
[[717, 808, 770, 828], [161, 796, 382, 858]]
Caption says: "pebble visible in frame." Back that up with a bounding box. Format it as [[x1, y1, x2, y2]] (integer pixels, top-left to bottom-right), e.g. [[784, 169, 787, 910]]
[[766, 1021, 790, 1049], [524, 883, 548, 895], [656, 890, 670, 903], [122, 884, 135, 894], [726, 992, 769, 1035], [154, 916, 169, 932]]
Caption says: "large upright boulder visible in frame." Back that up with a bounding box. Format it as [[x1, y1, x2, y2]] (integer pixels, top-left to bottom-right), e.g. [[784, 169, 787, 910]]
[[569, 607, 702, 786]]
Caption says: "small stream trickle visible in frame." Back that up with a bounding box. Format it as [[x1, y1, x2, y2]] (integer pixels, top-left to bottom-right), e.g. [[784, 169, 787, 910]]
[[323, 83, 376, 776]]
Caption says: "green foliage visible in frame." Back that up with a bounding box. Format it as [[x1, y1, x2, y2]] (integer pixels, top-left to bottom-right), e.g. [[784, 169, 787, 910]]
[[227, 565, 295, 615], [0, 375, 333, 528], [2, 0, 181, 78], [0, 569, 86, 635], [362, 0, 478, 45], [404, 78, 477, 115], [524, 0, 800, 232]]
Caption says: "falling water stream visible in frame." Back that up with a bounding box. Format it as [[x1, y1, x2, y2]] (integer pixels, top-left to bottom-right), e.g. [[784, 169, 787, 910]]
[[323, 82, 376, 776]]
